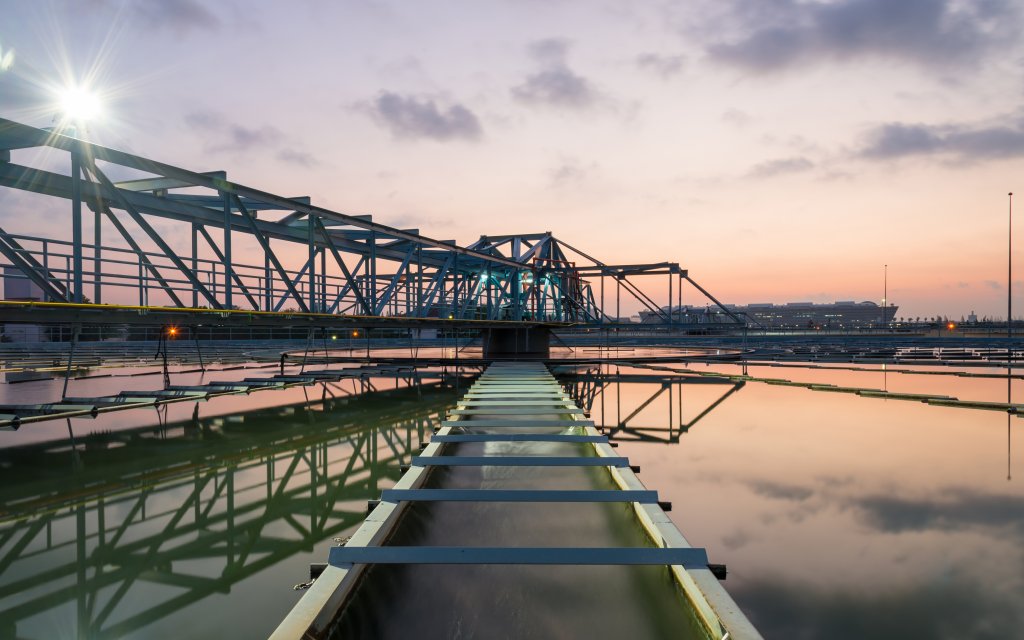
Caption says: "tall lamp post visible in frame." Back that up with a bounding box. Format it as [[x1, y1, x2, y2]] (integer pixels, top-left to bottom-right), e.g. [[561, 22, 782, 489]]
[[1009, 192, 1014, 485]]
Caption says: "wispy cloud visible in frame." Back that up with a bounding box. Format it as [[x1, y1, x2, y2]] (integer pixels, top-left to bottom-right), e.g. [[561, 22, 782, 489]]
[[722, 108, 752, 128], [184, 111, 284, 153], [360, 91, 483, 142], [733, 575, 1024, 640], [131, 0, 221, 34], [854, 489, 1024, 534], [747, 156, 815, 178], [183, 110, 320, 165], [79, 0, 221, 35], [548, 156, 598, 188], [859, 115, 1024, 162], [512, 39, 602, 110], [747, 479, 814, 501], [706, 0, 1018, 73], [276, 149, 318, 168], [635, 53, 686, 79]]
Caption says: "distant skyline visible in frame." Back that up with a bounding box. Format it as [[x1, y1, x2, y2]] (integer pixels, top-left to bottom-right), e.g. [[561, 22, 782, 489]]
[[1, 0, 1023, 318]]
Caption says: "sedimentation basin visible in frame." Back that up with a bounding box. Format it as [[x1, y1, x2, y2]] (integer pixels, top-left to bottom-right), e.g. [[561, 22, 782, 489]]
[[273, 362, 759, 639]]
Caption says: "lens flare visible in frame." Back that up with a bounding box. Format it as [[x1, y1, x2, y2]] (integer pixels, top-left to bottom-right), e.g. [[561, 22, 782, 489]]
[[0, 45, 13, 72], [58, 86, 101, 121]]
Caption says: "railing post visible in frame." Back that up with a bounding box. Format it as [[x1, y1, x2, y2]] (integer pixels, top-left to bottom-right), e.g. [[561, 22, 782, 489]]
[[70, 148, 83, 302], [93, 206, 101, 304], [191, 223, 199, 308], [453, 252, 459, 319], [222, 190, 233, 309], [668, 270, 673, 326], [308, 214, 316, 312], [265, 254, 272, 311], [513, 270, 521, 321], [320, 247, 327, 314], [369, 230, 377, 315], [416, 245, 423, 316]]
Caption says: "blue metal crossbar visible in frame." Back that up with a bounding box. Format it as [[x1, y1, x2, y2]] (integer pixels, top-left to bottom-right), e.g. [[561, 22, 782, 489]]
[[431, 434, 608, 443], [328, 546, 710, 567], [380, 489, 658, 502], [470, 388, 563, 391], [441, 420, 594, 428], [463, 395, 570, 399], [410, 456, 629, 467], [467, 389, 567, 391], [460, 400, 572, 404], [448, 410, 581, 416]]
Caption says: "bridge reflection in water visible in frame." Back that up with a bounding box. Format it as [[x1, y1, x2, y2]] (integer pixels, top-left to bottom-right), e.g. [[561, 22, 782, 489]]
[[558, 366, 746, 443], [0, 380, 462, 640]]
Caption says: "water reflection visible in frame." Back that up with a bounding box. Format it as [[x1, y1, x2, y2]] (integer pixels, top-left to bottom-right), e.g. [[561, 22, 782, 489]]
[[557, 364, 1024, 640], [0, 381, 461, 639], [557, 365, 745, 443]]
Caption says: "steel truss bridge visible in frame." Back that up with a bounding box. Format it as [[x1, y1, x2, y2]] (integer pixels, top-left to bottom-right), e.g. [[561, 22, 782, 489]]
[[0, 118, 738, 331]]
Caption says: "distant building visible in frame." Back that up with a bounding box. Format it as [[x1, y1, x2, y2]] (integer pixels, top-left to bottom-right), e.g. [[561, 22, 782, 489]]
[[3, 266, 45, 301], [3, 266, 47, 342], [639, 300, 898, 328]]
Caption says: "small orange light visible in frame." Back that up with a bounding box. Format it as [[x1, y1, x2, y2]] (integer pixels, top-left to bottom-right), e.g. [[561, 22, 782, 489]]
[[352, 330, 359, 338], [947, 322, 956, 330], [168, 327, 178, 336]]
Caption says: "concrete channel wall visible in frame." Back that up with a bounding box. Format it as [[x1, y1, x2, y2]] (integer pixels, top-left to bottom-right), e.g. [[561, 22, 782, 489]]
[[271, 362, 761, 639]]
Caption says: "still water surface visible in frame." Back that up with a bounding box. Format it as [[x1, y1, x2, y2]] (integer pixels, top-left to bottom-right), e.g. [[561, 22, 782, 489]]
[[0, 358, 1020, 638], [572, 362, 1023, 640]]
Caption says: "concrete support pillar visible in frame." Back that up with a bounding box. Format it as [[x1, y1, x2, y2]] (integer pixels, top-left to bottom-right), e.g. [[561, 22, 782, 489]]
[[482, 327, 550, 360]]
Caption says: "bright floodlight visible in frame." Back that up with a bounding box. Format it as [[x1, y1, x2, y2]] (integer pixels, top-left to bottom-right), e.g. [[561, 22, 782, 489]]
[[59, 86, 101, 122]]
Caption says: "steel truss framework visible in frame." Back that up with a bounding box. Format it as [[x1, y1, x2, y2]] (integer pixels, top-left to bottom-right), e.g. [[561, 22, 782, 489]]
[[0, 381, 458, 639], [559, 367, 746, 443], [0, 118, 738, 328]]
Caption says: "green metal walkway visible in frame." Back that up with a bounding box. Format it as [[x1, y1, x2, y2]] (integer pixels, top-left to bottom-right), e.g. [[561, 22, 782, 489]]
[[271, 362, 761, 639]]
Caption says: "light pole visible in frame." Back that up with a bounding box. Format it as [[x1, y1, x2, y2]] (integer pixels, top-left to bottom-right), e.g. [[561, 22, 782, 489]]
[[1009, 192, 1014, 485], [883, 263, 887, 329]]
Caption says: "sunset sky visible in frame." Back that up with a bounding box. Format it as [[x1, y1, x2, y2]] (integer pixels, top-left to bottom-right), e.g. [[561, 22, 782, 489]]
[[2, 0, 1023, 318]]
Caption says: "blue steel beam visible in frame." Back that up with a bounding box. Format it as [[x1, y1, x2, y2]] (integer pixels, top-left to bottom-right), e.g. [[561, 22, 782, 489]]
[[0, 228, 69, 303], [94, 202, 187, 308], [232, 194, 310, 313], [195, 225, 260, 311], [315, 217, 372, 315], [88, 164, 221, 308], [374, 246, 415, 315], [328, 546, 710, 567]]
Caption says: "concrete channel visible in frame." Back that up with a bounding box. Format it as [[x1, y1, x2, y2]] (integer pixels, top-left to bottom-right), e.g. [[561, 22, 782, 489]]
[[271, 361, 760, 639]]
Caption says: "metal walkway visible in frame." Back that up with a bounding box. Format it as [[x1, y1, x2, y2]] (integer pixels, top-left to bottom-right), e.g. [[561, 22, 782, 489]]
[[271, 362, 760, 639]]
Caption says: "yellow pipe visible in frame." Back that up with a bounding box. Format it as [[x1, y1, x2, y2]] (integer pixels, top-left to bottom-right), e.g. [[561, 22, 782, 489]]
[[0, 300, 571, 326]]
